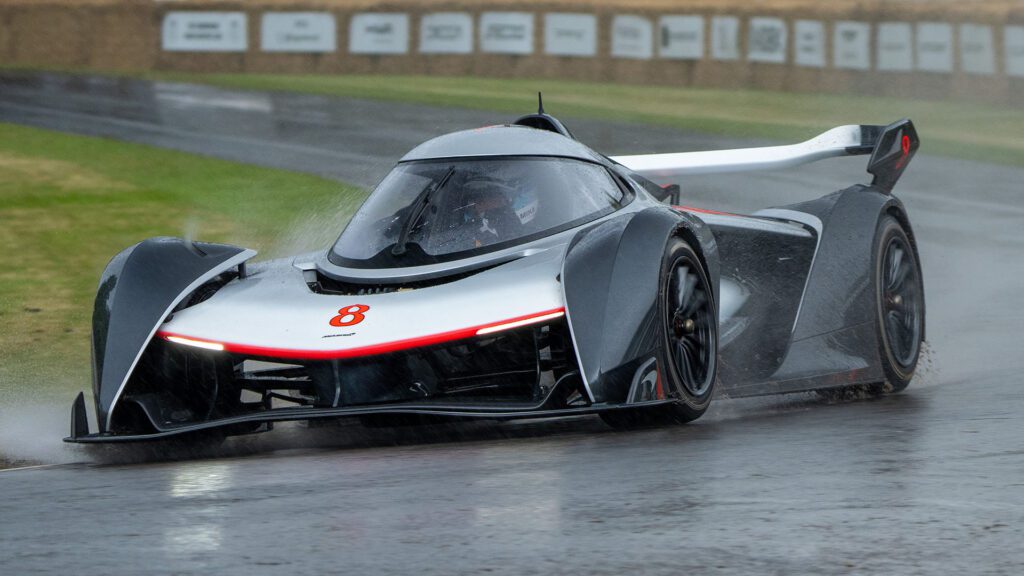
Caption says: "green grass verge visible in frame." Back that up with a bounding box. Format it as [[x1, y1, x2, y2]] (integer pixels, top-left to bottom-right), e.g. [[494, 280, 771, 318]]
[[0, 123, 364, 398], [143, 72, 1024, 167]]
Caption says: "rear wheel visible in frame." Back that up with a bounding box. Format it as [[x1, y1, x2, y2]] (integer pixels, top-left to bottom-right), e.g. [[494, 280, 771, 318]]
[[601, 237, 718, 429], [874, 215, 924, 392], [817, 214, 924, 400]]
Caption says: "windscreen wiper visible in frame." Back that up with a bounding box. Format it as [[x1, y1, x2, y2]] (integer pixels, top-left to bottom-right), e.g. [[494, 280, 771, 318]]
[[392, 165, 455, 256]]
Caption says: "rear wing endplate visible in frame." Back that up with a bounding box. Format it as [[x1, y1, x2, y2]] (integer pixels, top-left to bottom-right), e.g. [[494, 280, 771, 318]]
[[611, 118, 919, 193]]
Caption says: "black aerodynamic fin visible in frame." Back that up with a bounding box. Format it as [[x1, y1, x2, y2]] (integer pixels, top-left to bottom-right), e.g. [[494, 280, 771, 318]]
[[512, 93, 575, 139], [88, 237, 255, 432], [70, 391, 89, 439], [864, 119, 920, 193]]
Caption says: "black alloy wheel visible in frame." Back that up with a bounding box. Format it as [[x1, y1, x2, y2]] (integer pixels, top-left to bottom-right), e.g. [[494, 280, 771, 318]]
[[666, 249, 717, 399], [601, 237, 718, 429], [875, 215, 925, 392]]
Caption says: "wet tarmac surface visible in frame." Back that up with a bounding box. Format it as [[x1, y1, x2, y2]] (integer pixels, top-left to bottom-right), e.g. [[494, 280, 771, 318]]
[[1, 72, 1023, 574]]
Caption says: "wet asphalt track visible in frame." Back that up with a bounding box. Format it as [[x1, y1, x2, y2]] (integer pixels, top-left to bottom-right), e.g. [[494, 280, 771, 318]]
[[1, 72, 1023, 574]]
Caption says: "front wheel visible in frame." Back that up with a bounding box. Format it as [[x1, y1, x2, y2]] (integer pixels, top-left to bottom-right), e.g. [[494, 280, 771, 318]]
[[601, 237, 718, 429]]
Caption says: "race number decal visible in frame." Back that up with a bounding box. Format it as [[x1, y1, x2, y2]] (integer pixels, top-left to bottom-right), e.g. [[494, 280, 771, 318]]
[[330, 304, 370, 327]]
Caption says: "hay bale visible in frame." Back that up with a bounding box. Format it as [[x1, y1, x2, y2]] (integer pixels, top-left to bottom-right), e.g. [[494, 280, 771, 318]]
[[9, 5, 89, 67], [87, 5, 157, 70]]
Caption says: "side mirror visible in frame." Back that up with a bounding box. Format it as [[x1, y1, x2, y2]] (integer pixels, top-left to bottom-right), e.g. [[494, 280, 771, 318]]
[[662, 184, 682, 205]]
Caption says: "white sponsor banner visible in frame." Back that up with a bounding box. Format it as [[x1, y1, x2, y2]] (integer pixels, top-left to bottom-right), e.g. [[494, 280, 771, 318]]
[[876, 22, 913, 71], [260, 13, 335, 53], [349, 13, 408, 54], [747, 17, 786, 63], [959, 23, 995, 75], [833, 21, 871, 70], [658, 16, 703, 60], [916, 22, 953, 73], [544, 13, 596, 56], [611, 15, 653, 59], [480, 12, 534, 54], [162, 12, 247, 52], [711, 16, 740, 60], [794, 20, 825, 67], [420, 13, 472, 54], [1008, 26, 1024, 78]]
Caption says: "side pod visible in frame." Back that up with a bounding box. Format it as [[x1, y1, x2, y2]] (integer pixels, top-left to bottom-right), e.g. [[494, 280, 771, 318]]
[[749, 186, 920, 393], [87, 238, 255, 433], [561, 207, 718, 403]]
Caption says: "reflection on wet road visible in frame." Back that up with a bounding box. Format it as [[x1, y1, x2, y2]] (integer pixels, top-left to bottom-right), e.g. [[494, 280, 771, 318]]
[[1, 72, 1022, 574]]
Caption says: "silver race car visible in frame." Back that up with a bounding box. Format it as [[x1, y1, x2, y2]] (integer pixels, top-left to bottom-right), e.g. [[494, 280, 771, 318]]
[[67, 104, 925, 442]]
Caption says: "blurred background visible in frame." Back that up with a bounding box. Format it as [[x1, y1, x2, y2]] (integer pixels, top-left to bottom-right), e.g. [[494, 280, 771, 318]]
[[2, 0, 1022, 105]]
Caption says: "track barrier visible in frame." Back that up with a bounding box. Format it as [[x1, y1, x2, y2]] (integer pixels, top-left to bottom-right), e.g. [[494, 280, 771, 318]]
[[1, 1, 1020, 105]]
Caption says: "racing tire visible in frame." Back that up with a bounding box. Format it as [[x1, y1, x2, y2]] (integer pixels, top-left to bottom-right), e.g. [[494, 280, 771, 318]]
[[872, 214, 925, 393], [817, 214, 925, 400], [601, 237, 718, 429]]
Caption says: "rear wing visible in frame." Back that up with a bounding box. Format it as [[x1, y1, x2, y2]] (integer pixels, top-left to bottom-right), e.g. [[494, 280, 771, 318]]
[[611, 118, 919, 193]]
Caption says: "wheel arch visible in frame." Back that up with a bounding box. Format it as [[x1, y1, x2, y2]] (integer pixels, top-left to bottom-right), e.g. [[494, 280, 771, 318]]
[[561, 206, 718, 404], [670, 217, 720, 301]]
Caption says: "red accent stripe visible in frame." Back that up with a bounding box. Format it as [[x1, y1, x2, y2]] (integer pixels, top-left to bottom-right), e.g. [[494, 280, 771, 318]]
[[672, 205, 735, 216], [157, 307, 566, 361], [655, 361, 665, 400]]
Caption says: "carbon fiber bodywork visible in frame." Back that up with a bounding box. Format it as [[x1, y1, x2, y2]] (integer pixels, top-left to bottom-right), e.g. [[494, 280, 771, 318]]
[[67, 116, 923, 442]]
